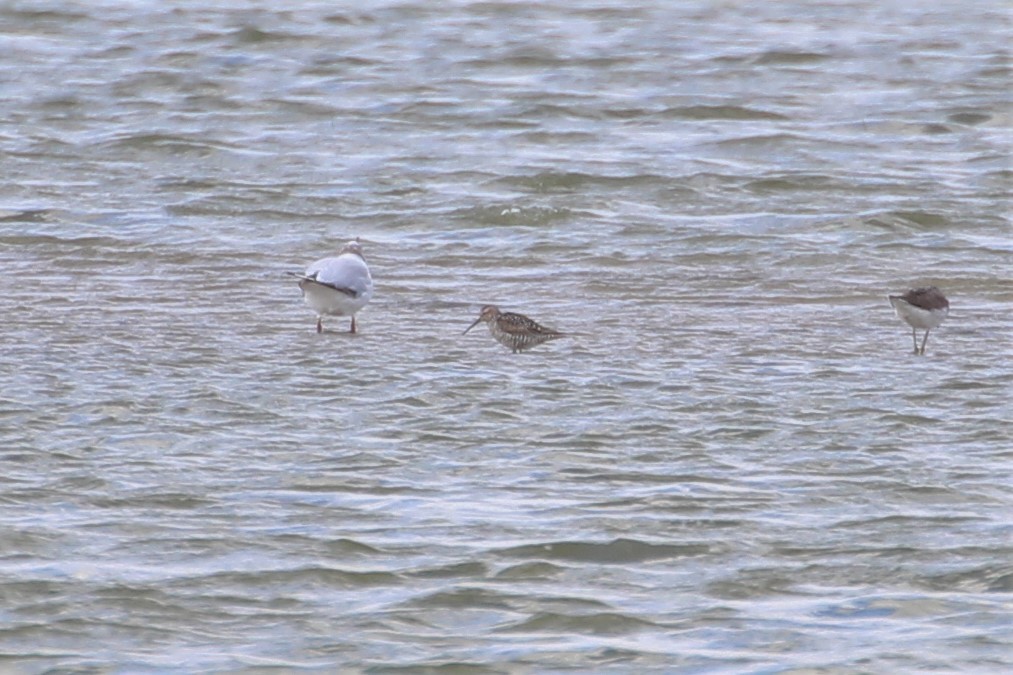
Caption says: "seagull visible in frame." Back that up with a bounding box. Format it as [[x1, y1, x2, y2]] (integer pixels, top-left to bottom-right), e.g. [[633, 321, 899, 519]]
[[464, 305, 565, 353], [289, 240, 373, 334], [888, 286, 949, 355]]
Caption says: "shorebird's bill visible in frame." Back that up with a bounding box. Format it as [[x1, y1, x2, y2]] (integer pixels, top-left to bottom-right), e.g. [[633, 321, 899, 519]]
[[463, 317, 483, 335]]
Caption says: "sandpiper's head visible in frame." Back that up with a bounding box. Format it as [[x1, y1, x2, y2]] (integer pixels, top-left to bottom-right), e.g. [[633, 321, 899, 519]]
[[340, 239, 364, 258], [463, 305, 501, 334]]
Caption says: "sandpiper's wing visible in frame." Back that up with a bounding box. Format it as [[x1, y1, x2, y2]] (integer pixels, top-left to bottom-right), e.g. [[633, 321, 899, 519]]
[[498, 312, 564, 338], [898, 286, 948, 312]]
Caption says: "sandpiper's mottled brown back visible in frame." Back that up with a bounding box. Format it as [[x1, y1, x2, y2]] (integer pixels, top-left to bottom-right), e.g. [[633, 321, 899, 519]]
[[894, 286, 949, 312]]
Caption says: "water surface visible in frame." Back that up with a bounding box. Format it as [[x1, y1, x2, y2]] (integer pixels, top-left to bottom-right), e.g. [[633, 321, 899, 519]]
[[1, 0, 1011, 672]]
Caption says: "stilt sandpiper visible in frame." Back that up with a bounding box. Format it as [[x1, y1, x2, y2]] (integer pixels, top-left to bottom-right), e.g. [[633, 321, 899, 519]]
[[464, 305, 565, 353], [888, 286, 949, 355], [289, 240, 373, 333]]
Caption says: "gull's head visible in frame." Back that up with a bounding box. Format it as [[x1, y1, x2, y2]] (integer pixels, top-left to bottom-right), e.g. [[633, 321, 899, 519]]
[[463, 305, 501, 334], [340, 239, 364, 258]]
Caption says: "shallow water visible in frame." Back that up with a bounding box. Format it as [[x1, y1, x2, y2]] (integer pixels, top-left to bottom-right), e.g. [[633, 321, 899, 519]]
[[1, 1, 1011, 672]]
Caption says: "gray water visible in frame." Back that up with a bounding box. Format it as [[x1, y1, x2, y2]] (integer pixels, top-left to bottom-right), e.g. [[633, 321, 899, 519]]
[[1, 1, 1011, 672]]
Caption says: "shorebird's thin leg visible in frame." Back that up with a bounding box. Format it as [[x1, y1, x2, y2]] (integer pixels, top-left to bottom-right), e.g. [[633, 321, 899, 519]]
[[920, 330, 930, 355], [350, 316, 357, 334], [317, 318, 323, 334], [911, 327, 919, 354]]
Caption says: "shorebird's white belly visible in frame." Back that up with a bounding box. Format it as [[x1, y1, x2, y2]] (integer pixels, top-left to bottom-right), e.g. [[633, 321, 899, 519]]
[[890, 298, 947, 330]]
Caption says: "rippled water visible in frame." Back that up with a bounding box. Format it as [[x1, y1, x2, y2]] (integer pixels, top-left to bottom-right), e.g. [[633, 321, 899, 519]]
[[2, 1, 1011, 672]]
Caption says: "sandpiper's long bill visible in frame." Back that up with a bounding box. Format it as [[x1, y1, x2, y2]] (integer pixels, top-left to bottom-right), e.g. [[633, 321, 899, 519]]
[[289, 239, 373, 333], [888, 286, 949, 355], [464, 305, 565, 353]]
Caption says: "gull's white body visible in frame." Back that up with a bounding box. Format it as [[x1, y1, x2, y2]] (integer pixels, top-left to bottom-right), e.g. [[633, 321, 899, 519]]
[[292, 241, 373, 333]]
